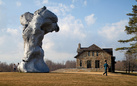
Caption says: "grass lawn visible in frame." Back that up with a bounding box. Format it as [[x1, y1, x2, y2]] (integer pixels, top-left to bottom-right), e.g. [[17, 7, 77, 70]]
[[0, 72, 137, 86]]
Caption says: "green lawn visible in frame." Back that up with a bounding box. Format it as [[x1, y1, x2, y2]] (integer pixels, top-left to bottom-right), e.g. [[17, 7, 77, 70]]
[[0, 72, 137, 86]]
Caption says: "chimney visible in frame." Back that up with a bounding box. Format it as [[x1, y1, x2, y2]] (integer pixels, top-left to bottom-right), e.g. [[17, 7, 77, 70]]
[[78, 43, 81, 49], [77, 43, 81, 53]]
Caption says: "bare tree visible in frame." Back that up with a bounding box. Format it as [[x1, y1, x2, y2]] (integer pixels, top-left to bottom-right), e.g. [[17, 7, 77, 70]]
[[65, 60, 76, 68], [0, 62, 14, 72], [45, 59, 76, 71], [115, 61, 124, 71], [124, 53, 137, 73], [45, 59, 66, 71], [130, 53, 137, 72]]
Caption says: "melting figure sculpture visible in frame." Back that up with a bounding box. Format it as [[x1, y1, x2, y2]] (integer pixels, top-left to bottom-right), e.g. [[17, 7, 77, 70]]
[[18, 6, 59, 72]]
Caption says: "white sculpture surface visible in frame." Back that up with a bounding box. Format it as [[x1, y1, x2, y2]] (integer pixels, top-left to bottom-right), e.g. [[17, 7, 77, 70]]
[[18, 6, 59, 72]]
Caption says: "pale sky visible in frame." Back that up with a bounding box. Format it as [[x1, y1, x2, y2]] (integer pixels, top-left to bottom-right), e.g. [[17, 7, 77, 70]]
[[0, 0, 136, 64]]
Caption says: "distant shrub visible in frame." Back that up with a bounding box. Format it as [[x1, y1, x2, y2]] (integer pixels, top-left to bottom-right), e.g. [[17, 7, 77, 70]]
[[0, 61, 14, 72], [45, 60, 76, 71]]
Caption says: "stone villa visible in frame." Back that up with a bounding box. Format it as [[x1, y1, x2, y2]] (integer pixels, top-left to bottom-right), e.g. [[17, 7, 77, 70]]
[[74, 43, 115, 72]]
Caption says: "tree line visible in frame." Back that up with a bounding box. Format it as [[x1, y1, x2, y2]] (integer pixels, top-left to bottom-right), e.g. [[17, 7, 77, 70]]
[[0, 62, 14, 72], [0, 60, 76, 72], [115, 53, 137, 73]]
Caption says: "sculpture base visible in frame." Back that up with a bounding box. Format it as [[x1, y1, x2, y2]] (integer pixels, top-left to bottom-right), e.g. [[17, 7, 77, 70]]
[[18, 57, 49, 73]]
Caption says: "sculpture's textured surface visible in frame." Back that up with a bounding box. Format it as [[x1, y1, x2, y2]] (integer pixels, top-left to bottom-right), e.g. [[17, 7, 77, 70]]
[[18, 6, 59, 73]]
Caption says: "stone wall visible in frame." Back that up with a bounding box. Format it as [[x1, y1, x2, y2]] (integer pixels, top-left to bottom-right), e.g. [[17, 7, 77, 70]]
[[76, 51, 112, 72]]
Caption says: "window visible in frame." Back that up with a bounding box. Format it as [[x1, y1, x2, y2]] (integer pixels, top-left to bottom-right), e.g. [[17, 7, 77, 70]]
[[87, 60, 91, 68], [80, 60, 82, 67], [96, 51, 99, 56], [95, 60, 100, 68], [88, 51, 90, 56], [92, 51, 94, 56]]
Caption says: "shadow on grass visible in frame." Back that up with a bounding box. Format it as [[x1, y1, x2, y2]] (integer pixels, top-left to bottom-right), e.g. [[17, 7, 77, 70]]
[[114, 72, 137, 76]]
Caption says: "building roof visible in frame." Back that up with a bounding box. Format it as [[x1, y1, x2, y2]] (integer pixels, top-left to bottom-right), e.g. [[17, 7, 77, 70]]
[[74, 44, 113, 58], [88, 44, 102, 51], [103, 48, 113, 56]]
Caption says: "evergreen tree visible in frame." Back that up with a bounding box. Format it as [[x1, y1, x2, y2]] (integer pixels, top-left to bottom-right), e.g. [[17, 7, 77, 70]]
[[116, 3, 137, 53]]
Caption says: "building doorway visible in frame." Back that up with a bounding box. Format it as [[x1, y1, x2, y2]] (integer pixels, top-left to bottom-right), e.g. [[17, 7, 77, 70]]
[[87, 60, 91, 68]]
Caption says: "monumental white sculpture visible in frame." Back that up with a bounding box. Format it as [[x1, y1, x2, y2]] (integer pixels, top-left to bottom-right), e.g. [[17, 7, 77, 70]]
[[18, 6, 59, 72]]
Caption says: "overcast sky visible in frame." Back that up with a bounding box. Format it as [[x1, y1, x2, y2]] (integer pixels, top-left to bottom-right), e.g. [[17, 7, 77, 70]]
[[0, 0, 136, 64]]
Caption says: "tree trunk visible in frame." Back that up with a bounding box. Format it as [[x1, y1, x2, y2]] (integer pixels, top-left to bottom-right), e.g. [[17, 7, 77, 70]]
[[128, 61, 130, 73]]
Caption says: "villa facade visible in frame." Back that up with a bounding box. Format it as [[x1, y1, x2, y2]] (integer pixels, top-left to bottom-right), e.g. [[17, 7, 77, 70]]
[[74, 43, 115, 72]]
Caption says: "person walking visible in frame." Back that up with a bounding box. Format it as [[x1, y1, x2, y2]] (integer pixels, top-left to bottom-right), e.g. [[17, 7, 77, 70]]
[[103, 60, 108, 76]]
